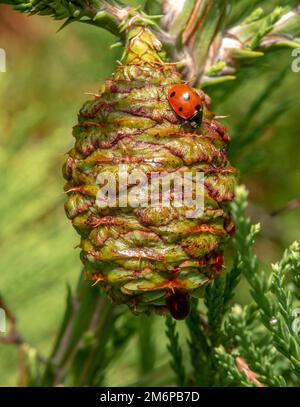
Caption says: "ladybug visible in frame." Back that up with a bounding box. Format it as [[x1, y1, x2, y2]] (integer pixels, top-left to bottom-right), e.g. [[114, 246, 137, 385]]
[[166, 290, 190, 320], [168, 84, 203, 127]]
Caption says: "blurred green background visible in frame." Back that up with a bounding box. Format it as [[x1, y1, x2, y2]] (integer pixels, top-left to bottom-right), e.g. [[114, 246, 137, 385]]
[[0, 0, 300, 386]]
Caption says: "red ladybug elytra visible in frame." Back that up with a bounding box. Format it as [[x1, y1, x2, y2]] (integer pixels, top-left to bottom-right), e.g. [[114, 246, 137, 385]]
[[168, 84, 203, 126]]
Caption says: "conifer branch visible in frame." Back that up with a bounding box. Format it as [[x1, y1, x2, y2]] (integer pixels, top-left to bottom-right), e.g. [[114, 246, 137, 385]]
[[204, 260, 242, 346], [165, 315, 186, 387], [232, 186, 300, 379], [223, 305, 285, 387], [161, 1, 300, 86], [0, 0, 157, 37], [214, 347, 256, 387], [202, 6, 300, 86], [2, 1, 300, 87], [205, 276, 226, 346], [235, 357, 264, 387], [269, 245, 300, 376], [186, 299, 215, 386]]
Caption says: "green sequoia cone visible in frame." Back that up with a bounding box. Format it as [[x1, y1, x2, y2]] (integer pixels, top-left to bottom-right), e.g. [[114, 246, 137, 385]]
[[63, 26, 237, 319]]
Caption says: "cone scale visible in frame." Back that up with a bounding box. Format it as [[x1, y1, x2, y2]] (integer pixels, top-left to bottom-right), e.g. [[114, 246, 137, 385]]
[[63, 26, 237, 319]]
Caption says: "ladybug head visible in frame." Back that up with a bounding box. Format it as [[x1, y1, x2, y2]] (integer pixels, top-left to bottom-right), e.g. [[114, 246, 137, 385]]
[[189, 108, 203, 128]]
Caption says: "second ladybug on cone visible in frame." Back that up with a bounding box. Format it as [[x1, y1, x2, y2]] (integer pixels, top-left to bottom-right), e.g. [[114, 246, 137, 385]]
[[168, 84, 203, 127]]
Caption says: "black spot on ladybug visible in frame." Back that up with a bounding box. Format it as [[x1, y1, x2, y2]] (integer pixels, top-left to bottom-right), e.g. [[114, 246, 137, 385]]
[[179, 107, 183, 112], [166, 291, 190, 320], [195, 104, 201, 111], [170, 91, 176, 98], [183, 92, 190, 101]]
